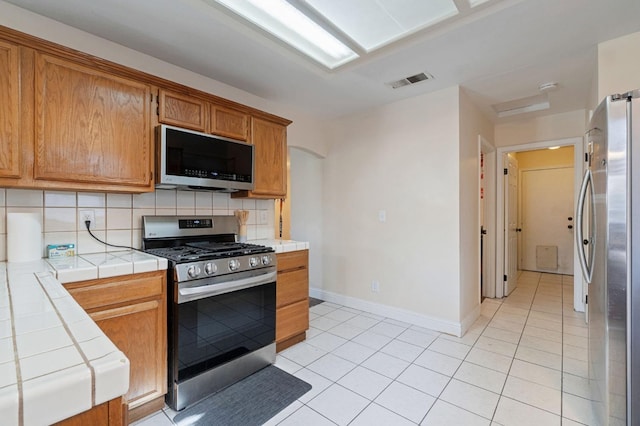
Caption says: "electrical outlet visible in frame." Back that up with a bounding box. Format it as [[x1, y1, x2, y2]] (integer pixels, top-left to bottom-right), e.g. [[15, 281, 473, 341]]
[[371, 280, 380, 293], [378, 210, 386, 223], [80, 210, 95, 228]]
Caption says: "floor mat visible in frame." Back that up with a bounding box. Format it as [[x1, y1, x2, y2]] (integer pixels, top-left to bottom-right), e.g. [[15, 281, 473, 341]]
[[173, 365, 311, 426]]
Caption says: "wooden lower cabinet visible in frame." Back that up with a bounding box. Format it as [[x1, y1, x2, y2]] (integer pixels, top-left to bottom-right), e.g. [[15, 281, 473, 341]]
[[54, 397, 125, 426], [276, 250, 309, 352], [65, 271, 167, 424]]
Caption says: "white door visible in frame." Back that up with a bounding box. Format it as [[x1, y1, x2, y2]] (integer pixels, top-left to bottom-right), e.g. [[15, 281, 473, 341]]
[[520, 167, 574, 274], [504, 154, 519, 296]]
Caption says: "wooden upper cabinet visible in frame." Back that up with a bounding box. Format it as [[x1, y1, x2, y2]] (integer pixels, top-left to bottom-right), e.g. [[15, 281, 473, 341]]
[[209, 105, 249, 141], [158, 89, 206, 132], [0, 40, 21, 179], [0, 26, 291, 194], [34, 53, 152, 189], [236, 117, 287, 198]]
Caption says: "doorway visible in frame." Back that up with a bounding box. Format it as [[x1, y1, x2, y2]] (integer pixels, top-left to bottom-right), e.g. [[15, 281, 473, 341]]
[[495, 137, 584, 312], [520, 166, 574, 275], [480, 136, 496, 299]]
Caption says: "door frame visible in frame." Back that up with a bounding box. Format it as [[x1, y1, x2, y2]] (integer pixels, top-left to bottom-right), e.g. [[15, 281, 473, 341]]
[[480, 136, 496, 299], [495, 137, 585, 312]]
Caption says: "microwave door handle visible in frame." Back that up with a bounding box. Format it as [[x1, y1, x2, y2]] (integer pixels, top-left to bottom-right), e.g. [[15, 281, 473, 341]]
[[576, 169, 593, 283], [178, 271, 276, 303]]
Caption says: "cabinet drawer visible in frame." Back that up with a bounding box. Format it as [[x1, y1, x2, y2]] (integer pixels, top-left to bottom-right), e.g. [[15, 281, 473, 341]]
[[277, 250, 308, 272], [66, 271, 165, 311], [276, 299, 309, 342], [277, 268, 308, 308]]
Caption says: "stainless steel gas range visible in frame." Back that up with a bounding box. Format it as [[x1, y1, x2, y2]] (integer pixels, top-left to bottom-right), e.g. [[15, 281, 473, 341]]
[[142, 215, 277, 411]]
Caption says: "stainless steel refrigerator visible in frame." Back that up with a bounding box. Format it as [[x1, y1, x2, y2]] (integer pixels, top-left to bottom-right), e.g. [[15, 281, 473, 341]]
[[577, 89, 639, 425]]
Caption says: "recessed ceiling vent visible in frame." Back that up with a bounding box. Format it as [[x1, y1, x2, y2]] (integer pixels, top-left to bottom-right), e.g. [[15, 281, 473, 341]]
[[386, 72, 434, 89]]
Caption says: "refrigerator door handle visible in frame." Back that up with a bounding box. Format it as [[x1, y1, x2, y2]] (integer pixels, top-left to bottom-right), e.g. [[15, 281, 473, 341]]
[[576, 168, 593, 283]]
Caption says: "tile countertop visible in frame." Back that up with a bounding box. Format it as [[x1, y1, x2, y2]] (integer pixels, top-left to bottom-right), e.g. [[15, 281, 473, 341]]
[[0, 251, 167, 425], [251, 239, 309, 253]]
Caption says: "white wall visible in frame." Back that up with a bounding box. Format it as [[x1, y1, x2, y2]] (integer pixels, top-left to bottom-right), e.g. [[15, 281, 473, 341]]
[[458, 89, 494, 326], [289, 148, 323, 290], [0, 1, 329, 157], [320, 86, 463, 332], [494, 109, 586, 147], [598, 31, 640, 101]]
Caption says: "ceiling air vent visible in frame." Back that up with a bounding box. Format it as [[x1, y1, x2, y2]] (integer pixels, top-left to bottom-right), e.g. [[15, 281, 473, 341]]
[[386, 72, 434, 89]]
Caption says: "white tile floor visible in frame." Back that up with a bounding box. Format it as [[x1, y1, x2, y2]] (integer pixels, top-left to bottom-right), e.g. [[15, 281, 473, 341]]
[[134, 271, 597, 425]]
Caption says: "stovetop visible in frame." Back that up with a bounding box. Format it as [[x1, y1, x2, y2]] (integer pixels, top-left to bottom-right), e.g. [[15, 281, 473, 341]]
[[145, 242, 273, 263]]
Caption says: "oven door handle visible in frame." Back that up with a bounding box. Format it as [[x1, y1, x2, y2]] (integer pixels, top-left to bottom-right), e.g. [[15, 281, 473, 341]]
[[178, 271, 277, 302]]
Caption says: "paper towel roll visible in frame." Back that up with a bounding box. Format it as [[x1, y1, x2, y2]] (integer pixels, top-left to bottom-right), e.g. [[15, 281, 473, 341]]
[[7, 212, 42, 262]]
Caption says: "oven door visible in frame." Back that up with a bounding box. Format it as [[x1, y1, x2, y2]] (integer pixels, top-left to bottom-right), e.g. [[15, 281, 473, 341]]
[[167, 268, 276, 409]]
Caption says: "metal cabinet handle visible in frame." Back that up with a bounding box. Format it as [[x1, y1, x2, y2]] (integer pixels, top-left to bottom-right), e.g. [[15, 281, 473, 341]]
[[576, 169, 593, 283]]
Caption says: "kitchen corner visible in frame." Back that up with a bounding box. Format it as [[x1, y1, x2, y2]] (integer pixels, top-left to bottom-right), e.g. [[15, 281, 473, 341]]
[[0, 251, 167, 425]]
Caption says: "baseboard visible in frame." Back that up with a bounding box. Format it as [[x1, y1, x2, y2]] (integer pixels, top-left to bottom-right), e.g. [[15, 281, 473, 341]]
[[127, 396, 165, 424], [309, 287, 465, 337], [460, 304, 481, 336]]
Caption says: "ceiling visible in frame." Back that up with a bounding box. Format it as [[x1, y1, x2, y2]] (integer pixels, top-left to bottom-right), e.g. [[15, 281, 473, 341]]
[[5, 0, 640, 121]]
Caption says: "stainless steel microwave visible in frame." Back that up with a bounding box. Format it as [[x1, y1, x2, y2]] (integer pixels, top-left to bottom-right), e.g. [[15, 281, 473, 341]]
[[156, 124, 254, 191]]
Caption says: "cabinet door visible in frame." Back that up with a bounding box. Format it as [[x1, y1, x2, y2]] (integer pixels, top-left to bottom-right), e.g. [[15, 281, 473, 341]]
[[0, 40, 20, 178], [90, 299, 165, 410], [209, 105, 248, 141], [250, 117, 287, 197], [67, 272, 167, 413], [34, 53, 152, 189], [158, 90, 206, 132]]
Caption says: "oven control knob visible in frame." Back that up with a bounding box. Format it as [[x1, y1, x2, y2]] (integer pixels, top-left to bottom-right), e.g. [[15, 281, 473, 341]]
[[229, 259, 240, 271], [204, 262, 217, 275], [187, 265, 201, 278], [261, 255, 271, 265], [249, 257, 259, 267]]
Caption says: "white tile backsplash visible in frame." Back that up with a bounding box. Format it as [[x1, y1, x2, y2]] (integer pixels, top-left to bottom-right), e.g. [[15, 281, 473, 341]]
[[132, 192, 155, 208], [0, 188, 276, 261], [106, 208, 132, 230], [212, 193, 228, 210], [44, 208, 77, 232], [196, 192, 213, 209], [176, 191, 194, 207], [106, 193, 132, 208], [155, 190, 176, 209], [44, 191, 77, 208], [77, 192, 105, 208], [6, 189, 43, 207]]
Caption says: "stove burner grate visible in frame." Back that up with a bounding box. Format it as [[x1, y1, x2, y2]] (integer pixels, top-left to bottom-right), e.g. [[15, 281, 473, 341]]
[[145, 242, 273, 263]]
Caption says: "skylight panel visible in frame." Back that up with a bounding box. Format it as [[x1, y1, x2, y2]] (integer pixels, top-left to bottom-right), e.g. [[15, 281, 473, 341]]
[[302, 0, 460, 51], [469, 0, 492, 6], [211, 0, 358, 69]]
